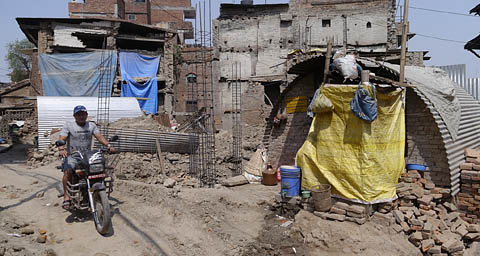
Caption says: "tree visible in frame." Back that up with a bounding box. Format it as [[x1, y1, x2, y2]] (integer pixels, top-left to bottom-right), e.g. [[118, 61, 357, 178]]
[[5, 38, 34, 82]]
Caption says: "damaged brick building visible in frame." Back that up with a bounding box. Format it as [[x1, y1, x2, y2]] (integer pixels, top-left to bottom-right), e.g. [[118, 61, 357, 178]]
[[68, 0, 195, 42], [17, 17, 177, 113]]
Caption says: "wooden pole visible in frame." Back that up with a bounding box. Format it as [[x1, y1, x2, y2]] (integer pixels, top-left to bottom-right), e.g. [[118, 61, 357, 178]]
[[399, 0, 409, 83], [323, 38, 333, 83], [155, 139, 166, 177]]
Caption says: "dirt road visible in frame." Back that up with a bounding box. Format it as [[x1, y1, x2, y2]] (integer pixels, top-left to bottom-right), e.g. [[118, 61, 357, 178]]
[[0, 145, 278, 256]]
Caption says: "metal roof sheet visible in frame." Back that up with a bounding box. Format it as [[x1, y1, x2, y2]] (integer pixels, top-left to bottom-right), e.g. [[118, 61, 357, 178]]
[[37, 96, 143, 150]]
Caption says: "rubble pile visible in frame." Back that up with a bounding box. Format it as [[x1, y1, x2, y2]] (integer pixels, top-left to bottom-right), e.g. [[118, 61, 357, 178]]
[[109, 115, 172, 131], [459, 148, 480, 224], [215, 124, 264, 179], [113, 152, 199, 187], [17, 116, 37, 139], [26, 143, 60, 168], [305, 169, 480, 255]]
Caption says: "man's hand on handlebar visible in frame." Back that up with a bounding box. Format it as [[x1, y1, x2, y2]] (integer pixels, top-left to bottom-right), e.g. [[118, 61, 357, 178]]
[[108, 145, 116, 154]]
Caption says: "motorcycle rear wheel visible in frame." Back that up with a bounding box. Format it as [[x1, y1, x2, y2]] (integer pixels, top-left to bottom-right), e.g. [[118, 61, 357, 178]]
[[93, 190, 111, 235]]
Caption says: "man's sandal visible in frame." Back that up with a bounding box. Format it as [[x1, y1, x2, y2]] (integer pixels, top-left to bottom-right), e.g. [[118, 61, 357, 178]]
[[62, 200, 71, 210]]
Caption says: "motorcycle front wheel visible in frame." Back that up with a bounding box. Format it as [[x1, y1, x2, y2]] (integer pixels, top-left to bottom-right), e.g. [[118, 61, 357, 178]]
[[93, 190, 111, 235]]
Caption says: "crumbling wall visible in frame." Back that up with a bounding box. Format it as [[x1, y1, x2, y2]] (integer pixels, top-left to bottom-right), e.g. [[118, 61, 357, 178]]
[[405, 88, 450, 187], [289, 0, 396, 51]]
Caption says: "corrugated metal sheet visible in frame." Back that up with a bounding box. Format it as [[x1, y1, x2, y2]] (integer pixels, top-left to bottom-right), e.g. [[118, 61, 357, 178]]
[[37, 96, 143, 150], [436, 64, 480, 100], [93, 128, 198, 154], [414, 85, 480, 196]]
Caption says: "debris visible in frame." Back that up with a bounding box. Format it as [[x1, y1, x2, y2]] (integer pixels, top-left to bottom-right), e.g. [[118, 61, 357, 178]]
[[221, 175, 248, 187]]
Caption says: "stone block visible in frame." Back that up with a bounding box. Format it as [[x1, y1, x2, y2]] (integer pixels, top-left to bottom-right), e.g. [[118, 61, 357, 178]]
[[221, 175, 248, 187]]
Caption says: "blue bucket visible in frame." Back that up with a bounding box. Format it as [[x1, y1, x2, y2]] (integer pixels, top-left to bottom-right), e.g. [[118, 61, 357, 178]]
[[280, 166, 301, 197]]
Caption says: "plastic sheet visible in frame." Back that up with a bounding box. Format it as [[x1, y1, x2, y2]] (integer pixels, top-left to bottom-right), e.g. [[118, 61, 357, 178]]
[[297, 85, 405, 204]]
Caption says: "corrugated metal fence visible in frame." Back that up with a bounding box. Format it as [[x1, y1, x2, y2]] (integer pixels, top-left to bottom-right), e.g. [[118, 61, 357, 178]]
[[436, 64, 480, 100]]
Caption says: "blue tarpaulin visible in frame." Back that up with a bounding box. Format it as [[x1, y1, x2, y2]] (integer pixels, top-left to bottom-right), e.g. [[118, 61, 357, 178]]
[[119, 52, 160, 114], [38, 51, 117, 97]]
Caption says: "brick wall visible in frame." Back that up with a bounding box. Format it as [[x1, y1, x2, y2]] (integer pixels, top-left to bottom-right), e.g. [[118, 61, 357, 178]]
[[267, 74, 315, 168], [405, 88, 450, 187], [69, 0, 121, 17]]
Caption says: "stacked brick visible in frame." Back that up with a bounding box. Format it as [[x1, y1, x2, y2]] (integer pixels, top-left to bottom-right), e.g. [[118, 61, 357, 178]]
[[459, 148, 480, 224], [314, 201, 370, 225]]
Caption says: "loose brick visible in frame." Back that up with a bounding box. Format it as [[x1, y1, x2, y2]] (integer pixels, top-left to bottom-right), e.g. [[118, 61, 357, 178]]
[[391, 224, 403, 233], [409, 218, 423, 227], [332, 201, 349, 211], [441, 239, 464, 253], [400, 221, 410, 233], [393, 210, 405, 224], [423, 222, 433, 233], [329, 206, 346, 215], [346, 211, 365, 219], [421, 239, 435, 252], [408, 231, 423, 243], [461, 162, 474, 170], [347, 204, 367, 214], [325, 213, 346, 221], [427, 246, 441, 254], [464, 232, 480, 240], [465, 148, 480, 158], [455, 225, 468, 237], [474, 164, 480, 171], [467, 224, 480, 233]]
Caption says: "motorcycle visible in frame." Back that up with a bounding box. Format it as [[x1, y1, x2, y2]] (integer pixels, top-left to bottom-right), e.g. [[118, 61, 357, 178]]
[[55, 136, 118, 235]]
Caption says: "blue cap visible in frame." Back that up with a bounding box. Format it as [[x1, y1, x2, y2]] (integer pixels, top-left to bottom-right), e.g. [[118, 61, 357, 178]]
[[73, 105, 87, 115]]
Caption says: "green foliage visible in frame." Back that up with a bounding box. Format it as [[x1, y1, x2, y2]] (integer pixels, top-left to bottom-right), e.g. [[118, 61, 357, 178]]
[[5, 38, 34, 82]]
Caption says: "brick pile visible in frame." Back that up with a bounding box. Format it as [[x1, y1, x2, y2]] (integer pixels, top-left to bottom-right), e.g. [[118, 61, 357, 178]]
[[313, 169, 480, 255], [459, 148, 480, 224]]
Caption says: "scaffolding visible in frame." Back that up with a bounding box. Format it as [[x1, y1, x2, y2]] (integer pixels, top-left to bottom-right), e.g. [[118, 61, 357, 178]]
[[231, 62, 242, 176], [185, 0, 217, 187], [96, 47, 114, 139]]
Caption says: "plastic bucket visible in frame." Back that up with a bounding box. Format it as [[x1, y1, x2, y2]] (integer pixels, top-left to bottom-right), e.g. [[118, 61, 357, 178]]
[[311, 184, 332, 212], [280, 166, 301, 197], [406, 164, 426, 172]]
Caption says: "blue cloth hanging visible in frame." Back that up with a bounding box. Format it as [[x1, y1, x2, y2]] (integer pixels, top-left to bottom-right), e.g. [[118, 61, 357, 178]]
[[119, 52, 160, 114], [38, 51, 117, 96]]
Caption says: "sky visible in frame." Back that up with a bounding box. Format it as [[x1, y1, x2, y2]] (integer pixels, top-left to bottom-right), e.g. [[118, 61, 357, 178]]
[[0, 0, 479, 83]]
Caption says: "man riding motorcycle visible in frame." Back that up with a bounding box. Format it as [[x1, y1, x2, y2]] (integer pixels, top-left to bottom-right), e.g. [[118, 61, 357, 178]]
[[58, 105, 115, 210]]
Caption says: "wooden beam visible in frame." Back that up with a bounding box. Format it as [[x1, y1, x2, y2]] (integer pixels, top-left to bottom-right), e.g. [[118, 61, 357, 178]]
[[156, 139, 166, 177]]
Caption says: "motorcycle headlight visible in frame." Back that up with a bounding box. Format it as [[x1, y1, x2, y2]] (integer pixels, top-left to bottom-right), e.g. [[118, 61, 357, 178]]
[[89, 164, 104, 174]]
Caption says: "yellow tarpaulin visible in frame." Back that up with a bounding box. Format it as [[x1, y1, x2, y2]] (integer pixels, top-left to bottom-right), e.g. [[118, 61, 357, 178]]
[[286, 96, 308, 113], [296, 85, 405, 204]]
